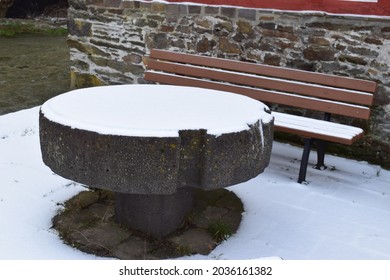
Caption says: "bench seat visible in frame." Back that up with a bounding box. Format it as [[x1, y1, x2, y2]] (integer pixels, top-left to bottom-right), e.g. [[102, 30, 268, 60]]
[[272, 112, 364, 145]]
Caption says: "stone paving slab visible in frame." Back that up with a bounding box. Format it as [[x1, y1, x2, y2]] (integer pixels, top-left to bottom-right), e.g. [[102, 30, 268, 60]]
[[53, 188, 243, 259]]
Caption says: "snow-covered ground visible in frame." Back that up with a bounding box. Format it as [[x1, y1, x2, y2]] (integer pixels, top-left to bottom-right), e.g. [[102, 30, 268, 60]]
[[0, 106, 389, 260]]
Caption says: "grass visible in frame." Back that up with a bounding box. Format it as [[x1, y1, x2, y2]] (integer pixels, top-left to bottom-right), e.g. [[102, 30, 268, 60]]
[[208, 221, 233, 243], [0, 20, 67, 37]]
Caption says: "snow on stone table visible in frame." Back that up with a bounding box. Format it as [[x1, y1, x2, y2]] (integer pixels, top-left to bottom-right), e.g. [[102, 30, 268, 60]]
[[39, 84, 274, 238]]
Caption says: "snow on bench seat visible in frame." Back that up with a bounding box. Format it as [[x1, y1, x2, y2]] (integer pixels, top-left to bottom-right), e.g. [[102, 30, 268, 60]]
[[272, 112, 364, 145]]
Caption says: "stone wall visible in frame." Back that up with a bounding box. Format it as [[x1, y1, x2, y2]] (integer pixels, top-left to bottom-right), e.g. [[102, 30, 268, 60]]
[[67, 0, 390, 168]]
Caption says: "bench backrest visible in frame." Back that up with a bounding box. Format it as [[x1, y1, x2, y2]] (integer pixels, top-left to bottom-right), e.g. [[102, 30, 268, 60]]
[[144, 49, 376, 120]]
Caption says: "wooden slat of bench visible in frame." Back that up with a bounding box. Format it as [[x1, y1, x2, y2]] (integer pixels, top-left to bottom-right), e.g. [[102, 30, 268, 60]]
[[149, 49, 377, 93], [144, 71, 371, 120], [272, 112, 364, 145], [147, 59, 374, 106]]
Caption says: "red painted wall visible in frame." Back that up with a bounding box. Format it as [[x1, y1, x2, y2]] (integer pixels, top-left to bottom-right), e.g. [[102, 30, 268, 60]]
[[165, 0, 390, 16]]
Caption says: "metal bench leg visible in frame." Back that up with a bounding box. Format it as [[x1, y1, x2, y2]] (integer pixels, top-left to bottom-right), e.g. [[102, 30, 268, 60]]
[[298, 138, 313, 183], [313, 112, 330, 171], [314, 140, 327, 170]]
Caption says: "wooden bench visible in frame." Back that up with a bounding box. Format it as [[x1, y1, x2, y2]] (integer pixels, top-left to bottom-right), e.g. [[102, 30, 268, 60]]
[[144, 49, 376, 183]]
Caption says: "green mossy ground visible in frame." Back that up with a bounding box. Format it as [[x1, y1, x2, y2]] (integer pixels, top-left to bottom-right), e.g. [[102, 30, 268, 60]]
[[0, 19, 67, 36]]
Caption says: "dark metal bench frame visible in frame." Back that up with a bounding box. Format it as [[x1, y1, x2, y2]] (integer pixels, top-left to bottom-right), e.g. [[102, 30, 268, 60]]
[[144, 49, 376, 183]]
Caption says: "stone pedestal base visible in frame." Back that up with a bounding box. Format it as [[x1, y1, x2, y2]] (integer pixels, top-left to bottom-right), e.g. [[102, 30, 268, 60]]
[[114, 188, 194, 238]]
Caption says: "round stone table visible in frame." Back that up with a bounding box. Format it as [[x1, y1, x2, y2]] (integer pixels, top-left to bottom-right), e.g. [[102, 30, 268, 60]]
[[40, 84, 274, 238]]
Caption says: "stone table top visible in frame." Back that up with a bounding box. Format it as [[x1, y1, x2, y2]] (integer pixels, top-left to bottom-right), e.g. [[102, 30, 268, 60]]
[[40, 84, 273, 138]]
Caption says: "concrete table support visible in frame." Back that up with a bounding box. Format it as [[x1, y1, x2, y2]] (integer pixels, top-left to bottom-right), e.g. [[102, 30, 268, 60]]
[[40, 85, 274, 238]]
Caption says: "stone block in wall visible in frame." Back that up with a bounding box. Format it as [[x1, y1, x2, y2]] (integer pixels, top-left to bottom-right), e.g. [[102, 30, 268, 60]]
[[196, 18, 213, 30], [338, 54, 368, 66], [364, 37, 383, 45], [258, 22, 277, 30], [219, 37, 241, 54], [347, 46, 379, 57], [188, 5, 201, 14], [166, 3, 188, 15], [276, 25, 295, 34], [305, 21, 358, 31], [103, 0, 122, 7], [204, 6, 219, 15], [68, 39, 111, 57], [68, 19, 92, 37], [237, 20, 254, 35], [146, 33, 169, 49], [303, 46, 336, 61], [68, 0, 89, 10], [308, 37, 331, 46], [120, 0, 137, 9], [214, 20, 234, 36], [221, 7, 237, 18], [70, 71, 105, 89], [196, 37, 214, 53], [151, 2, 166, 13], [123, 53, 143, 64], [238, 8, 256, 21], [264, 53, 281, 66]]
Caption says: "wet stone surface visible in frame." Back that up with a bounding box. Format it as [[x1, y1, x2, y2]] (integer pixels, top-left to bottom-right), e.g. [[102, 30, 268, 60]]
[[53, 188, 244, 259]]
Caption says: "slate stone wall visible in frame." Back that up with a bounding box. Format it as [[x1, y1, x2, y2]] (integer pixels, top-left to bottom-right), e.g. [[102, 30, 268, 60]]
[[67, 0, 390, 168]]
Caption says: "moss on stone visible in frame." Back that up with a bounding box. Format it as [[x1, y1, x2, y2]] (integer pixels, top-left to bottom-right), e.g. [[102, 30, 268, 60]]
[[0, 19, 67, 37], [70, 71, 105, 89]]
